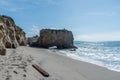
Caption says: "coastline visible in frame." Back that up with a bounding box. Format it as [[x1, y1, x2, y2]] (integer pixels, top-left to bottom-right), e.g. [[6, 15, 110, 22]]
[[1, 46, 120, 80]]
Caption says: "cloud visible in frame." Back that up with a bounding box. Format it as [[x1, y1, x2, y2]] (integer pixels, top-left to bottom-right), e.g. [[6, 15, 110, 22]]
[[83, 12, 117, 16], [45, 0, 59, 5], [2, 7, 24, 12], [0, 0, 11, 6], [0, 0, 25, 12], [27, 25, 41, 37], [75, 33, 120, 41], [21, 0, 59, 6], [26, 25, 66, 37], [0, 0, 59, 12]]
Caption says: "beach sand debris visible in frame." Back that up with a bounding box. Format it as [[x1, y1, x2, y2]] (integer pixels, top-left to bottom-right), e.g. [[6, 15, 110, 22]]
[[32, 64, 50, 77], [0, 49, 34, 80]]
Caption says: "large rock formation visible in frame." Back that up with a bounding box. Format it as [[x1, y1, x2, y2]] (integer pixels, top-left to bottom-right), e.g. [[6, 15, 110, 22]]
[[30, 29, 76, 49], [0, 15, 26, 55]]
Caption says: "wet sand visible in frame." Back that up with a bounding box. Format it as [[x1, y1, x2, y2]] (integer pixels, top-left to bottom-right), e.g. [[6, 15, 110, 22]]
[[0, 46, 120, 80]]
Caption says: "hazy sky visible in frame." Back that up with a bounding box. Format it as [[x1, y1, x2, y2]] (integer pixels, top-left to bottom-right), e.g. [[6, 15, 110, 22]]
[[0, 0, 120, 41]]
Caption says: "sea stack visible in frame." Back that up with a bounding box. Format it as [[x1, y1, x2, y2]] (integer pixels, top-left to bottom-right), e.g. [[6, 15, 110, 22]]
[[0, 15, 26, 55], [30, 29, 77, 49]]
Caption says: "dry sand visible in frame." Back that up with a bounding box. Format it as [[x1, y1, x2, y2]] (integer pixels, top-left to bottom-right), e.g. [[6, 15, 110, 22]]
[[0, 46, 120, 80]]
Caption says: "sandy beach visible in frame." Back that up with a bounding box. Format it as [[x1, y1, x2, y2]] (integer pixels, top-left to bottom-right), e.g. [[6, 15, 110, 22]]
[[0, 46, 120, 80]]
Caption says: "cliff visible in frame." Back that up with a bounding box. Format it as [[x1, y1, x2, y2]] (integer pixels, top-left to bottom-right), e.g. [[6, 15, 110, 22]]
[[30, 29, 77, 49], [0, 15, 26, 55]]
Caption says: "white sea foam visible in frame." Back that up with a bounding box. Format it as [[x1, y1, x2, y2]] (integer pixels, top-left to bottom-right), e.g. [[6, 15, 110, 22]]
[[58, 41, 120, 72]]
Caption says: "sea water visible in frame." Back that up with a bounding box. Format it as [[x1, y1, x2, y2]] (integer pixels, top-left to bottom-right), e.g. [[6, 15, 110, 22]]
[[59, 41, 120, 72]]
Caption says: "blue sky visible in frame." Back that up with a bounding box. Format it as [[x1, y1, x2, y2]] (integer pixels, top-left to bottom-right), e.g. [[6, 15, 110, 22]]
[[0, 0, 120, 41]]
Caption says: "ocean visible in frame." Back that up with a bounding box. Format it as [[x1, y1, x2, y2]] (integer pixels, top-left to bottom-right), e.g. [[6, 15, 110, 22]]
[[58, 41, 120, 72]]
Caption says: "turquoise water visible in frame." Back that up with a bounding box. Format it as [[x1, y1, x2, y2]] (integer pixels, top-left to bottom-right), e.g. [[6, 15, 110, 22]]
[[60, 41, 120, 72]]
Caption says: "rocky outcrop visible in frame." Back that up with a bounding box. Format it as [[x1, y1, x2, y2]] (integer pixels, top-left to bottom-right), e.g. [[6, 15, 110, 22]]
[[15, 26, 26, 46], [31, 29, 77, 49], [0, 29, 6, 55], [0, 15, 26, 55], [27, 35, 39, 46]]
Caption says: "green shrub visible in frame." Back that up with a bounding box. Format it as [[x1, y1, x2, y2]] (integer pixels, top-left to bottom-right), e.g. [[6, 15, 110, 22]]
[[0, 16, 4, 23]]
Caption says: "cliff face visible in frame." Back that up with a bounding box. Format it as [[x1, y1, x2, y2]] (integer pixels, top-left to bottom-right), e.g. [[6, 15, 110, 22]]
[[31, 29, 76, 49], [0, 15, 26, 55]]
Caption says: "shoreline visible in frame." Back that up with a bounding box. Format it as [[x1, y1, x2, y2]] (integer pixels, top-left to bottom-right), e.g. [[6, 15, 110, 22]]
[[49, 48, 120, 72], [1, 46, 120, 80], [21, 46, 120, 80]]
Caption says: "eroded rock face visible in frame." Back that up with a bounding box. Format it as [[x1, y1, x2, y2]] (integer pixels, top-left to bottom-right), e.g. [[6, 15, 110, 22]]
[[0, 15, 26, 55], [31, 29, 76, 49], [0, 29, 6, 55], [15, 26, 26, 46], [27, 35, 39, 46]]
